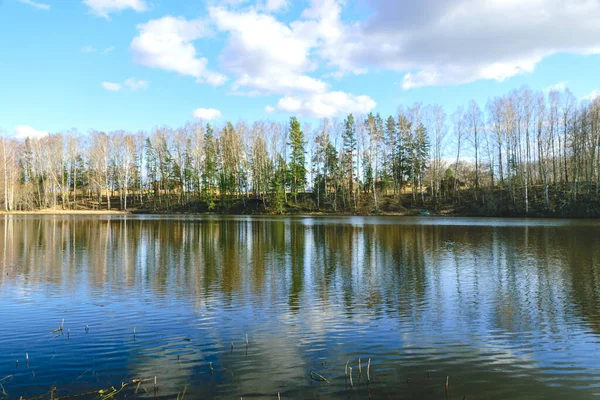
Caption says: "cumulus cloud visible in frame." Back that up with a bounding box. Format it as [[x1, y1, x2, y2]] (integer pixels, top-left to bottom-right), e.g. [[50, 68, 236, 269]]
[[583, 89, 600, 101], [18, 0, 50, 10], [269, 91, 376, 118], [14, 125, 49, 140], [102, 81, 122, 91], [206, 2, 376, 117], [130, 16, 227, 86], [544, 81, 568, 93], [325, 0, 600, 88], [210, 7, 325, 94], [264, 0, 287, 12], [124, 78, 150, 90], [127, 0, 600, 116], [192, 108, 223, 121], [83, 0, 147, 19]]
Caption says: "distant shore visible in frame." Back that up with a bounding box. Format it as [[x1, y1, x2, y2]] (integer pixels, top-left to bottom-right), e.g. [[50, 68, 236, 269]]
[[0, 207, 594, 218], [0, 209, 130, 215]]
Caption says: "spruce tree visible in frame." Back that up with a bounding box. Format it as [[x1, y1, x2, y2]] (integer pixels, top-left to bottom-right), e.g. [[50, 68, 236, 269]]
[[342, 114, 357, 209], [288, 117, 306, 203], [202, 124, 217, 209]]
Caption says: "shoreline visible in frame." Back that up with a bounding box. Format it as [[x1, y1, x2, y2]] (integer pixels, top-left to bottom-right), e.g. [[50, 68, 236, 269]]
[[0, 210, 131, 215], [0, 209, 592, 219]]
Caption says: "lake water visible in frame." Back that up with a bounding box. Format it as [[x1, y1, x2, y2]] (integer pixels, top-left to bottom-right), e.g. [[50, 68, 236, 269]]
[[1, 215, 600, 399]]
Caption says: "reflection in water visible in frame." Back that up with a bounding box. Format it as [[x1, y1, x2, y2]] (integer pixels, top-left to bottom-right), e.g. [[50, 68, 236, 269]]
[[1, 216, 600, 399]]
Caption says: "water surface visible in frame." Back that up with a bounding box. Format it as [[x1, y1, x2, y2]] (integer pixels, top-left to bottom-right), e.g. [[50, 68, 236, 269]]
[[1, 215, 600, 399]]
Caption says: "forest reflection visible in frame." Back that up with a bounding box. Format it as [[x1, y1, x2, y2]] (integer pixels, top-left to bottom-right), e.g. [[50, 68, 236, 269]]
[[1, 216, 599, 338]]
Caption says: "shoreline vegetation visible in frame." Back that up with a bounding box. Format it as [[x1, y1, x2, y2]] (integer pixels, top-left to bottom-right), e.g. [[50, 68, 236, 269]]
[[0, 86, 598, 218], [1, 188, 597, 218]]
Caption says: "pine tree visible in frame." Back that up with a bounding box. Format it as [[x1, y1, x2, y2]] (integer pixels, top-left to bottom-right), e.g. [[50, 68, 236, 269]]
[[397, 114, 413, 192], [342, 114, 357, 209], [202, 124, 217, 209], [288, 117, 306, 203], [269, 154, 287, 213]]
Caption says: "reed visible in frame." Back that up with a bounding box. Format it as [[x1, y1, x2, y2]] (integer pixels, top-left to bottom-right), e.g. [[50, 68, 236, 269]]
[[345, 359, 349, 376], [134, 379, 142, 394], [179, 384, 188, 400], [445, 376, 449, 391], [349, 367, 353, 387], [310, 371, 329, 383], [358, 358, 362, 374], [209, 362, 214, 375], [367, 358, 371, 382]]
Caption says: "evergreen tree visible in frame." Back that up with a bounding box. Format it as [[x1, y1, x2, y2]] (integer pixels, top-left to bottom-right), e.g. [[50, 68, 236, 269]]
[[288, 117, 306, 203], [202, 123, 217, 209], [269, 154, 288, 213], [397, 114, 413, 191], [342, 114, 357, 209], [269, 175, 285, 214]]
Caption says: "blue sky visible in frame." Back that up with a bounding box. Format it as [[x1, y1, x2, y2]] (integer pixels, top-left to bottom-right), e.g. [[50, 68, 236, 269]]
[[0, 0, 599, 138]]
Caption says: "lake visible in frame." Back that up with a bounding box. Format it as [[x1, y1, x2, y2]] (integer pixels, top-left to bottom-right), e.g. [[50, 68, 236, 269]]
[[1, 215, 600, 399]]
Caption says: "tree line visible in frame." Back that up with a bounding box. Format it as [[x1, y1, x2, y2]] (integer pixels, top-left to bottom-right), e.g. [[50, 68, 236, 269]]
[[1, 85, 599, 216]]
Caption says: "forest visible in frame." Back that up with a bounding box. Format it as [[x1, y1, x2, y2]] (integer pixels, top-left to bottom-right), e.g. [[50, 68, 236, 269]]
[[1, 85, 599, 217]]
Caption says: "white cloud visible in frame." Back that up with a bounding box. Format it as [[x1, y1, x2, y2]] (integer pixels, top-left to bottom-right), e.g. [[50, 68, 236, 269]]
[[192, 108, 223, 121], [270, 91, 376, 118], [583, 89, 600, 101], [82, 45, 114, 54], [264, 0, 287, 12], [210, 7, 327, 94], [124, 78, 150, 90], [18, 0, 50, 10], [83, 0, 147, 19], [207, 3, 377, 117], [14, 125, 49, 140], [102, 81, 122, 91], [544, 81, 568, 93], [130, 16, 227, 86], [322, 0, 600, 88]]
